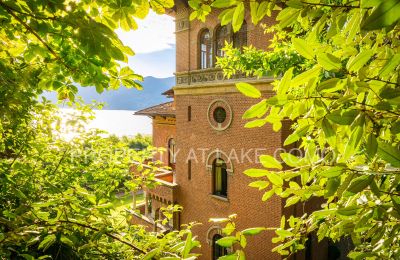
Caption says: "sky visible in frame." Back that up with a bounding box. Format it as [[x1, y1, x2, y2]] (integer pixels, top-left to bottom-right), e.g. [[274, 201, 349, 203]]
[[116, 11, 176, 78]]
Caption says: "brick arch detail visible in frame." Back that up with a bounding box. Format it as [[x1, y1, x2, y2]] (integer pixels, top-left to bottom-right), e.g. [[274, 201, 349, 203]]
[[206, 225, 222, 245], [206, 149, 234, 176]]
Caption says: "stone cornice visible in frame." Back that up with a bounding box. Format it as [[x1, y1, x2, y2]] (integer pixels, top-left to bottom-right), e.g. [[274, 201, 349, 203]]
[[173, 69, 275, 95]]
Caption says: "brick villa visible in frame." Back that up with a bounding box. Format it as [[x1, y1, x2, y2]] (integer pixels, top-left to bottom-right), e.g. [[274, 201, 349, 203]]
[[133, 1, 332, 259]]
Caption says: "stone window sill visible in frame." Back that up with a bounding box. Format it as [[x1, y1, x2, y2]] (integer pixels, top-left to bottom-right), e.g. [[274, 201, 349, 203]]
[[210, 194, 229, 202]]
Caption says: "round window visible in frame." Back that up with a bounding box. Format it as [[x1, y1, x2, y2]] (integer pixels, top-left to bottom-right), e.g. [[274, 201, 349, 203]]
[[207, 100, 232, 131], [213, 107, 226, 123]]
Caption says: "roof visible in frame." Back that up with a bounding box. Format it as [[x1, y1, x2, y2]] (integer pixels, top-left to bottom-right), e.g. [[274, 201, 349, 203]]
[[162, 88, 174, 98], [134, 101, 175, 117]]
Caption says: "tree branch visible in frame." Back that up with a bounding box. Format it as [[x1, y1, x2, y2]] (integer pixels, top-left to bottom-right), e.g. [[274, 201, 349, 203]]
[[58, 220, 147, 254], [0, 1, 71, 70]]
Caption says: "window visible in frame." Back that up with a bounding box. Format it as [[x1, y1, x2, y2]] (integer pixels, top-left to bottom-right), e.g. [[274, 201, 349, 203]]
[[212, 234, 227, 260], [188, 160, 192, 180], [233, 20, 247, 49], [212, 158, 227, 197], [213, 107, 226, 124], [188, 106, 192, 121], [215, 25, 230, 58], [168, 138, 176, 167], [200, 29, 212, 69]]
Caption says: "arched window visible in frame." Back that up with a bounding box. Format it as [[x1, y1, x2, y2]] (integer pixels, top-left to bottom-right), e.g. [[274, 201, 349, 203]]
[[215, 25, 230, 58], [168, 138, 176, 167], [200, 29, 212, 69], [212, 158, 227, 197], [233, 20, 247, 49], [212, 234, 227, 260]]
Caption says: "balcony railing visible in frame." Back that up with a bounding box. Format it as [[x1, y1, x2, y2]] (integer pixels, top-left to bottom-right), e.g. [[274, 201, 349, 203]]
[[175, 68, 255, 86], [146, 175, 177, 204]]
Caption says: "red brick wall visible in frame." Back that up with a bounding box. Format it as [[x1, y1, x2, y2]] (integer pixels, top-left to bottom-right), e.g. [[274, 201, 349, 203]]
[[174, 90, 288, 259], [152, 116, 176, 166], [175, 3, 276, 73]]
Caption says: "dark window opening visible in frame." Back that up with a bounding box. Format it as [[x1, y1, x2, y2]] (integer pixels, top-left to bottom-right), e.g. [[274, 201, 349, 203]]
[[168, 138, 176, 168], [212, 234, 227, 260], [215, 25, 230, 58], [188, 106, 192, 121], [213, 107, 226, 124], [233, 21, 247, 50], [212, 158, 227, 197], [305, 234, 312, 260], [188, 160, 192, 180], [200, 29, 212, 69]]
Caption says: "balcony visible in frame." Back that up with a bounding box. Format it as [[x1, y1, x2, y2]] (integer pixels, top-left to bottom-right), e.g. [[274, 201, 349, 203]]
[[145, 171, 177, 204], [175, 68, 255, 86]]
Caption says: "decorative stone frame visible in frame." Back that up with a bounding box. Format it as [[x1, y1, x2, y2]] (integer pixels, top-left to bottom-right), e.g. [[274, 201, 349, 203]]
[[206, 226, 233, 254], [207, 99, 233, 131], [206, 226, 223, 245], [206, 149, 234, 176], [198, 27, 213, 70]]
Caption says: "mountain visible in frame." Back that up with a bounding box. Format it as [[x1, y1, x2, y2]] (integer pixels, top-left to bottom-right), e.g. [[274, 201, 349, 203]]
[[42, 76, 175, 110]]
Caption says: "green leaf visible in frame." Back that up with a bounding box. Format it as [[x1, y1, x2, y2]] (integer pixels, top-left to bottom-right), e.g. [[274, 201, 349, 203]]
[[236, 82, 261, 98], [219, 8, 235, 26], [284, 125, 310, 146], [182, 232, 192, 258], [346, 49, 374, 72], [319, 166, 343, 178], [143, 248, 159, 260], [60, 236, 74, 247], [266, 172, 284, 186], [343, 124, 364, 160], [219, 254, 238, 260], [380, 53, 400, 77], [211, 0, 237, 8], [262, 188, 275, 201], [244, 169, 269, 178], [216, 236, 237, 247], [244, 119, 267, 128], [232, 2, 245, 32], [336, 205, 360, 216], [377, 141, 400, 167], [346, 175, 374, 194], [291, 66, 321, 87], [275, 229, 293, 238], [321, 118, 335, 146], [365, 134, 378, 159], [317, 53, 341, 71], [292, 38, 314, 59], [277, 67, 293, 95], [38, 234, 56, 251], [242, 99, 267, 119], [242, 227, 266, 236], [260, 155, 282, 169], [280, 153, 300, 167], [285, 196, 300, 207], [327, 110, 359, 125], [325, 177, 340, 197], [249, 180, 269, 190], [361, 0, 400, 31], [317, 78, 340, 92]]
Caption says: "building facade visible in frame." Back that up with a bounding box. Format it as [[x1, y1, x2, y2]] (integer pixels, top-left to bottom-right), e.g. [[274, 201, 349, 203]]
[[134, 1, 329, 259]]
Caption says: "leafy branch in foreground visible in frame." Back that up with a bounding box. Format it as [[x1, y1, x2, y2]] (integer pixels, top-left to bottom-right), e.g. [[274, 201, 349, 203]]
[[190, 0, 400, 259]]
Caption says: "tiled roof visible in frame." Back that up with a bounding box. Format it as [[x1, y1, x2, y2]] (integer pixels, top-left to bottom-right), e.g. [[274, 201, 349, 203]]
[[134, 101, 175, 117], [162, 88, 174, 97]]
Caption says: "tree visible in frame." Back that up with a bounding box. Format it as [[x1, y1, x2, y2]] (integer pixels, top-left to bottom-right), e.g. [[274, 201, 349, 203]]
[[0, 0, 202, 259], [190, 0, 400, 259]]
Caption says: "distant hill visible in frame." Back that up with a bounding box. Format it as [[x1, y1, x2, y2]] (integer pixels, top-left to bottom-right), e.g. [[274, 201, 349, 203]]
[[42, 76, 175, 110]]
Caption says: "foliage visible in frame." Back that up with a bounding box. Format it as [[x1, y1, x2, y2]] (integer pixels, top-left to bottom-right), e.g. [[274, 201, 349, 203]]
[[0, 0, 200, 259], [190, 0, 400, 259], [107, 134, 153, 151], [0, 103, 198, 259]]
